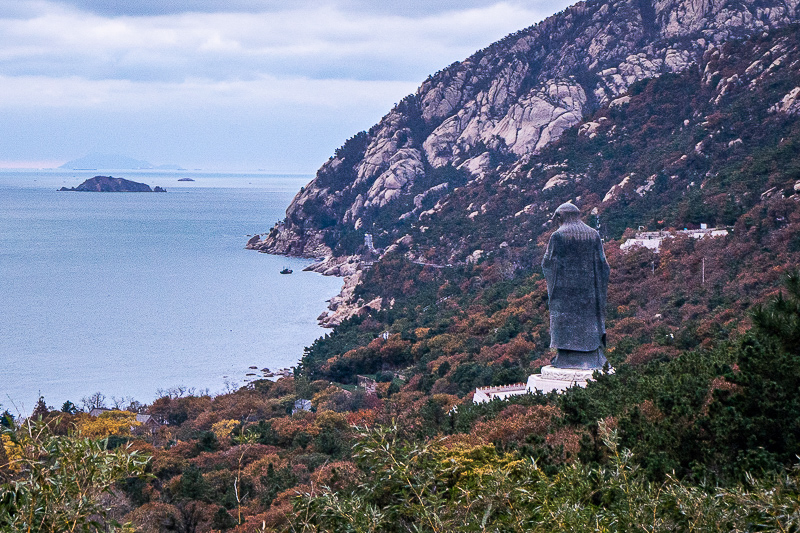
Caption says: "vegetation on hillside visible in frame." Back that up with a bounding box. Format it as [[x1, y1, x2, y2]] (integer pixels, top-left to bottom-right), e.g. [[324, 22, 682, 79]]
[[0, 418, 148, 532], [3, 268, 800, 531]]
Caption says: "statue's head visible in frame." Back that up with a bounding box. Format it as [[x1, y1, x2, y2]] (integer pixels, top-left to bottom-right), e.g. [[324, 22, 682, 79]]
[[554, 202, 580, 225]]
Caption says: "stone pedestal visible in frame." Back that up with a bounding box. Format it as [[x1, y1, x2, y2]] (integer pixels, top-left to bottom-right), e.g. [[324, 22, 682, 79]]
[[527, 365, 604, 394]]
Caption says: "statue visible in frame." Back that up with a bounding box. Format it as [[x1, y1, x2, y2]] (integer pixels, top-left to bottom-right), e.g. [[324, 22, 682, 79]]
[[542, 202, 609, 369]]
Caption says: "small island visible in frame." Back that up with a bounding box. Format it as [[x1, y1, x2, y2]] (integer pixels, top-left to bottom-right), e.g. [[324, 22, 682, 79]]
[[59, 176, 166, 192], [177, 177, 195, 182]]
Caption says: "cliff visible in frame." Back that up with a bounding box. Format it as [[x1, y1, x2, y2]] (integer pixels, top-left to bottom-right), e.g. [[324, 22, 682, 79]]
[[249, 0, 800, 260]]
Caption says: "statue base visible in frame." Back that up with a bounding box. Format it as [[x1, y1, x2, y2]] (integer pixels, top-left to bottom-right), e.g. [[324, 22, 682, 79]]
[[527, 365, 609, 394], [551, 347, 607, 369]]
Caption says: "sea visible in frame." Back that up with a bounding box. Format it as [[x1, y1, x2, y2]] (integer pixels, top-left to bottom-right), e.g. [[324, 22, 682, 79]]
[[0, 170, 342, 415]]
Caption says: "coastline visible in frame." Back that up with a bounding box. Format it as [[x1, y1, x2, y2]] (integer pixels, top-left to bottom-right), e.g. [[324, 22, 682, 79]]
[[302, 255, 383, 328], [0, 172, 341, 411], [246, 227, 381, 328]]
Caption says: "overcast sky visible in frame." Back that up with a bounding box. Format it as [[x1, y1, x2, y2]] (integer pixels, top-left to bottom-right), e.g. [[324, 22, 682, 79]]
[[0, 0, 574, 172]]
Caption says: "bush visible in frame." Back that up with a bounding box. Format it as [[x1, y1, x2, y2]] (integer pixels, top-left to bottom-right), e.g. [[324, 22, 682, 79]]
[[0, 419, 149, 532]]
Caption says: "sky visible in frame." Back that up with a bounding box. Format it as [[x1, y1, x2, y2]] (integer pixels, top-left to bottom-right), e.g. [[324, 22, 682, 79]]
[[0, 0, 575, 172]]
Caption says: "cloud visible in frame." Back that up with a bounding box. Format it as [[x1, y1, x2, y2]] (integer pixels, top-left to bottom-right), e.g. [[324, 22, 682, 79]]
[[41, 0, 570, 18], [0, 0, 576, 169], [0, 1, 563, 81], [0, 74, 419, 170], [0, 159, 66, 168], [0, 74, 418, 110]]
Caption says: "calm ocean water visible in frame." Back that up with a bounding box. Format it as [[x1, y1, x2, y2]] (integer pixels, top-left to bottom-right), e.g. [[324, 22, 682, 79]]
[[0, 170, 341, 414]]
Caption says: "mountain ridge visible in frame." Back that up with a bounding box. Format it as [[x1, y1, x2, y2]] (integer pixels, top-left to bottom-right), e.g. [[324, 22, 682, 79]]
[[249, 0, 799, 262], [59, 153, 183, 170]]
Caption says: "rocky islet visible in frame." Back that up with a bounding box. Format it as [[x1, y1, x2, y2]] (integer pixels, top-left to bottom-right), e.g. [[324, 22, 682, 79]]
[[59, 175, 165, 192]]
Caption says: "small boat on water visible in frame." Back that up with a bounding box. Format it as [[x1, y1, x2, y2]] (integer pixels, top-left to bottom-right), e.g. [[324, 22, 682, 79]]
[[280, 268, 293, 274]]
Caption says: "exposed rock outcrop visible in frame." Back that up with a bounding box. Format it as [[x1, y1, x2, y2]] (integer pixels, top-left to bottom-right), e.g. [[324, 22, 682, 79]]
[[770, 86, 800, 115], [302, 256, 382, 327]]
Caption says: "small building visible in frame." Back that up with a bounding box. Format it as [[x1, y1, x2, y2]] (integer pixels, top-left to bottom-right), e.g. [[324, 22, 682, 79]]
[[362, 233, 379, 267], [364, 233, 376, 253], [292, 399, 312, 414], [620, 231, 667, 252], [134, 414, 162, 435], [621, 226, 729, 253]]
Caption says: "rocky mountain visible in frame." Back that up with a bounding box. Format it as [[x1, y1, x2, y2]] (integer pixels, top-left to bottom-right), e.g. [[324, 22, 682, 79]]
[[249, 0, 799, 262]]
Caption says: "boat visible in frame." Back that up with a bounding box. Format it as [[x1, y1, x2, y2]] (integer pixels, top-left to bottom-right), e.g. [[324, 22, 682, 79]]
[[280, 268, 293, 274]]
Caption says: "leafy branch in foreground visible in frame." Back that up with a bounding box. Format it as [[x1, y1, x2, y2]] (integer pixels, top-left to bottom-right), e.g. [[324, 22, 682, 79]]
[[290, 422, 800, 532], [0, 418, 150, 533]]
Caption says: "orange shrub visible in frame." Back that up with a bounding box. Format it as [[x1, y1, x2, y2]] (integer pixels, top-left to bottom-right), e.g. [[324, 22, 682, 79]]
[[346, 409, 377, 427], [625, 343, 680, 366], [126, 502, 183, 533], [310, 460, 362, 491], [269, 412, 319, 443], [243, 452, 284, 479], [473, 404, 560, 446], [545, 426, 583, 462]]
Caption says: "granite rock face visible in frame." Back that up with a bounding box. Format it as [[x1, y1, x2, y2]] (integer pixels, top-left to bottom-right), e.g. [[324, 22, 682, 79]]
[[770, 86, 800, 114], [252, 0, 800, 257]]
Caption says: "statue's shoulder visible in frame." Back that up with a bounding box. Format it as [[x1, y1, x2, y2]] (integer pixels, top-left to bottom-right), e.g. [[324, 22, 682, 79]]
[[555, 220, 598, 241]]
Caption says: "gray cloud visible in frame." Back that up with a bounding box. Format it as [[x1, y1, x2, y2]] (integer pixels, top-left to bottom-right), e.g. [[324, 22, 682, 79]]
[[1, 2, 559, 83], [0, 0, 575, 170], [47, 0, 568, 17]]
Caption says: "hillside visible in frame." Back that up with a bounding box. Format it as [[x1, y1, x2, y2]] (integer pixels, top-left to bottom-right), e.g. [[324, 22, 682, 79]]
[[249, 0, 800, 261]]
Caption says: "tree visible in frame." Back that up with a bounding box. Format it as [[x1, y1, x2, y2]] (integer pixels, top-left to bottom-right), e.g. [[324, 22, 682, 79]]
[[751, 271, 800, 353], [292, 422, 800, 532], [0, 411, 13, 428], [81, 392, 107, 412], [61, 401, 79, 415], [31, 396, 49, 419], [703, 271, 800, 477]]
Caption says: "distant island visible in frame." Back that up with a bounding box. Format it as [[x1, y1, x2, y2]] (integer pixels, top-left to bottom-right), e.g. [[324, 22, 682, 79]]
[[177, 177, 195, 181], [59, 176, 166, 192], [59, 153, 183, 170]]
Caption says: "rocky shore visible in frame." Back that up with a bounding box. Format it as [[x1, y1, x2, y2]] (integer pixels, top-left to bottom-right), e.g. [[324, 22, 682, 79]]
[[247, 230, 379, 328], [247, 233, 371, 328], [301, 255, 383, 328]]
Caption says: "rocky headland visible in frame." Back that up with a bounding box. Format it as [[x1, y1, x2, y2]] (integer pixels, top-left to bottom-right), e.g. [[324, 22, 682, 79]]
[[249, 0, 799, 260], [59, 176, 166, 192], [248, 0, 800, 326]]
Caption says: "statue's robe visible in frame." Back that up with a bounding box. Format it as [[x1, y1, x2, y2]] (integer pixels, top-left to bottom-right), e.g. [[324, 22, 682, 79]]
[[542, 220, 609, 354]]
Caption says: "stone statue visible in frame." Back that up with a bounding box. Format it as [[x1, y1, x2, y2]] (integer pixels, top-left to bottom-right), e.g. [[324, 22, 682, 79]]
[[542, 202, 610, 369]]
